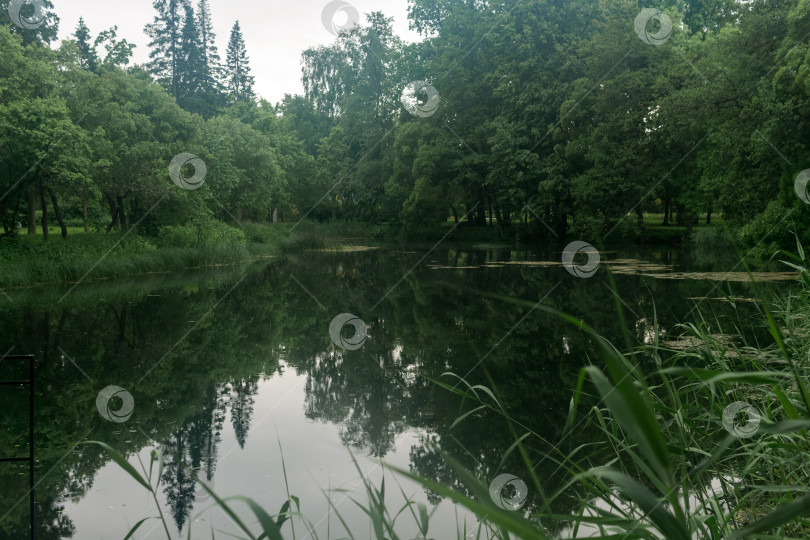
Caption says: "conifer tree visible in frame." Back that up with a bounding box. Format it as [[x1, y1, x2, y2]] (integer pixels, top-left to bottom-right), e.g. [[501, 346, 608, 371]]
[[145, 0, 186, 98], [225, 21, 255, 102], [196, 0, 221, 94], [178, 3, 204, 97], [73, 17, 97, 71]]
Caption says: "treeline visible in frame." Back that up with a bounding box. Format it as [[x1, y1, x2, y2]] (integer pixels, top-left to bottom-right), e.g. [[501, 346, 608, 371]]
[[0, 0, 304, 238], [1, 0, 810, 245]]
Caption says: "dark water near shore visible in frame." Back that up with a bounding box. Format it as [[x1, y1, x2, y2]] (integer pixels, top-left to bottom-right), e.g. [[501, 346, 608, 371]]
[[0, 243, 795, 539]]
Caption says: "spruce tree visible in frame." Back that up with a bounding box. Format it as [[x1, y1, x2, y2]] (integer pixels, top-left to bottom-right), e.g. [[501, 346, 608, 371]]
[[73, 17, 97, 71], [225, 21, 255, 102], [145, 0, 186, 98], [178, 3, 204, 97], [196, 0, 221, 94]]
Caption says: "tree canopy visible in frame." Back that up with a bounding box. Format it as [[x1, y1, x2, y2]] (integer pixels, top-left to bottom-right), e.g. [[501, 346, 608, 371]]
[[0, 0, 808, 248]]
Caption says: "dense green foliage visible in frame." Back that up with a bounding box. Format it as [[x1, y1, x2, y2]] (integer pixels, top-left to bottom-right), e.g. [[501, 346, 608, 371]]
[[2, 0, 810, 251], [4, 1, 810, 536]]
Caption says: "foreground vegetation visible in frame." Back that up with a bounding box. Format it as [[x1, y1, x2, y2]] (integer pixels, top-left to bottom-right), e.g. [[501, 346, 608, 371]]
[[85, 246, 810, 539]]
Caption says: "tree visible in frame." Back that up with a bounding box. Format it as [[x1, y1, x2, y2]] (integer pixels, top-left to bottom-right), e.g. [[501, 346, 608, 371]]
[[200, 114, 287, 222], [0, 0, 59, 45], [196, 0, 221, 93], [160, 429, 196, 532], [94, 26, 135, 69], [301, 44, 349, 119], [225, 21, 254, 102], [230, 378, 257, 449], [73, 17, 97, 71], [145, 0, 186, 98], [178, 3, 204, 99], [0, 26, 75, 238]]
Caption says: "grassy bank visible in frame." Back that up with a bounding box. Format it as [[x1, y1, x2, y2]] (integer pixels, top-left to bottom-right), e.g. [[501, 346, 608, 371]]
[[0, 221, 388, 289]]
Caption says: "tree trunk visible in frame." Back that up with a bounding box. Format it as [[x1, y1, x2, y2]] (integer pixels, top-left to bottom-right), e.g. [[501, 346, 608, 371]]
[[27, 184, 37, 234], [9, 199, 20, 235], [105, 194, 119, 231], [494, 198, 505, 237], [48, 188, 68, 239], [662, 198, 670, 226], [675, 204, 685, 225], [117, 195, 127, 229], [474, 196, 486, 226], [130, 196, 139, 227], [636, 207, 645, 243], [706, 209, 712, 225], [451, 206, 459, 224], [39, 185, 49, 241], [82, 197, 89, 232]]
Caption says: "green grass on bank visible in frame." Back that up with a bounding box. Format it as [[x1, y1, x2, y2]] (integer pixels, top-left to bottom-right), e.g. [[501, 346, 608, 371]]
[[0, 221, 389, 289]]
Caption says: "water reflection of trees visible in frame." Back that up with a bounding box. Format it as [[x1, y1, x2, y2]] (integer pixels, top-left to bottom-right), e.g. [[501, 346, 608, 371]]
[[160, 382, 229, 531], [0, 247, 767, 537]]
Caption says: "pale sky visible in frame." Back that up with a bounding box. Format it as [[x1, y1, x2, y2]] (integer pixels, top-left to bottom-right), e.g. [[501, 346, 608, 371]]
[[54, 0, 422, 104]]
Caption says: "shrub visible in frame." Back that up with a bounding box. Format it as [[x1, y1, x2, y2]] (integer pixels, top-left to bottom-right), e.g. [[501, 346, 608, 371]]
[[739, 200, 807, 256], [690, 225, 731, 247], [157, 220, 246, 249]]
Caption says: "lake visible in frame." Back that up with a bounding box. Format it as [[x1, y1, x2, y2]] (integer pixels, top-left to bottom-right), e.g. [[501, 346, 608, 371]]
[[0, 242, 793, 539]]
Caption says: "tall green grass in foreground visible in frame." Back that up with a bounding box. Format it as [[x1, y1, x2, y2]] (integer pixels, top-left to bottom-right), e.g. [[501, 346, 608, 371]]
[[88, 245, 810, 539]]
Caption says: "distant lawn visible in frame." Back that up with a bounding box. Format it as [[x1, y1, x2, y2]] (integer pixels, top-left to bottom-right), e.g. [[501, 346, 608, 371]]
[[21, 225, 90, 236], [642, 212, 723, 227], [431, 212, 727, 245]]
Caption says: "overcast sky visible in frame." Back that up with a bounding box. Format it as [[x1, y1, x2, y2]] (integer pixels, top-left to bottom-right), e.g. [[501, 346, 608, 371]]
[[54, 0, 422, 104]]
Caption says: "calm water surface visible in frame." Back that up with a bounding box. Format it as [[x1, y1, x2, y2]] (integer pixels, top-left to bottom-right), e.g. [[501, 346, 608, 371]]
[[0, 242, 793, 539]]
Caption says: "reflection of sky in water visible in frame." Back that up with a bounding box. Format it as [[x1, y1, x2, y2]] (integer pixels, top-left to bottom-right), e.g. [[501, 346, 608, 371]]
[[63, 366, 477, 539]]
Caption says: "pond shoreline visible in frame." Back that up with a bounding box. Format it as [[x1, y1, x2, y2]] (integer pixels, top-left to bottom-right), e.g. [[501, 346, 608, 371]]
[[0, 221, 775, 289]]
